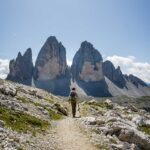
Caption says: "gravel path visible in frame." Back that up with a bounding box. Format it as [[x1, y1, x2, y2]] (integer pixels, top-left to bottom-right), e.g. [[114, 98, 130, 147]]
[[53, 117, 98, 150]]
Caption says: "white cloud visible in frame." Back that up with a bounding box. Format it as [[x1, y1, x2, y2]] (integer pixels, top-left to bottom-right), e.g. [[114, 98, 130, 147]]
[[0, 59, 9, 79], [1, 56, 150, 83], [106, 55, 150, 83], [67, 59, 72, 66], [33, 56, 37, 65]]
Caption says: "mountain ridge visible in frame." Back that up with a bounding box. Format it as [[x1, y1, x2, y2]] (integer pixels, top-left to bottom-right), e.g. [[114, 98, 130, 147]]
[[6, 36, 150, 97]]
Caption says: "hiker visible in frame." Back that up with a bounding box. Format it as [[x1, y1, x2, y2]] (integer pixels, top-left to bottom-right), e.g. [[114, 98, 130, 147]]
[[68, 87, 78, 118]]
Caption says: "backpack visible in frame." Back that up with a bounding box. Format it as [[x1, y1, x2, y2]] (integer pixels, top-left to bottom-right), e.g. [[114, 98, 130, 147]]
[[70, 91, 77, 102]]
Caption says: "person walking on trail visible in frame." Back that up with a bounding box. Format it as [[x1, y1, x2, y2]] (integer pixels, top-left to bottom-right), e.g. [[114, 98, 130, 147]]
[[68, 87, 79, 118]]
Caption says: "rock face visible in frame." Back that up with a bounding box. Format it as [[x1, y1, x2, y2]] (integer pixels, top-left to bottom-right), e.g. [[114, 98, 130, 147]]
[[71, 41, 103, 81], [33, 36, 70, 96], [7, 48, 33, 85], [103, 60, 126, 88], [126, 74, 147, 87], [34, 36, 67, 80], [71, 41, 111, 97]]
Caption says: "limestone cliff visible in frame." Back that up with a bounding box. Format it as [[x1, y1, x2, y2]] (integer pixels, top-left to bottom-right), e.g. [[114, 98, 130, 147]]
[[103, 60, 126, 88], [71, 41, 111, 97], [33, 36, 70, 96], [7, 48, 33, 85]]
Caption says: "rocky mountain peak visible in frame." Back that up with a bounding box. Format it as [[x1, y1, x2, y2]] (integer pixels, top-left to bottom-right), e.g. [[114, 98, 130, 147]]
[[80, 41, 103, 61], [24, 48, 32, 57], [34, 36, 67, 81], [80, 41, 94, 49], [71, 41, 103, 81], [7, 48, 33, 85], [33, 36, 70, 96], [71, 41, 111, 97], [103, 60, 126, 88], [47, 36, 58, 44], [128, 74, 147, 87], [116, 66, 121, 71], [15, 52, 22, 62], [17, 52, 22, 57]]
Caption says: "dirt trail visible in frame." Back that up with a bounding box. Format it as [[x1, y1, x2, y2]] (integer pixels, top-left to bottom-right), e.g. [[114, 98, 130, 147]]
[[54, 117, 98, 150], [24, 104, 98, 150]]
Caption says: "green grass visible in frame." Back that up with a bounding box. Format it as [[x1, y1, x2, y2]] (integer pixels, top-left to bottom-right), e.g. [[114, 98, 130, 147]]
[[44, 98, 54, 104], [33, 102, 62, 120], [80, 104, 90, 116], [97, 144, 110, 150], [17, 96, 63, 120], [139, 125, 150, 136], [109, 138, 117, 144], [47, 109, 62, 120], [91, 128, 101, 134], [17, 96, 30, 103], [33, 102, 45, 107], [0, 106, 49, 133], [138, 96, 150, 100]]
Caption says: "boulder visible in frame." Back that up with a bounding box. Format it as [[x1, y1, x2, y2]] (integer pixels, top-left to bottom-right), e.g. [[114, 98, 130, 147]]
[[81, 117, 96, 125], [87, 99, 97, 105], [52, 102, 68, 116], [128, 105, 138, 112], [104, 99, 114, 109], [104, 110, 122, 118], [111, 143, 140, 150], [95, 117, 105, 125], [0, 120, 5, 128], [118, 128, 150, 150], [0, 85, 17, 97], [144, 120, 150, 127], [132, 116, 145, 126]]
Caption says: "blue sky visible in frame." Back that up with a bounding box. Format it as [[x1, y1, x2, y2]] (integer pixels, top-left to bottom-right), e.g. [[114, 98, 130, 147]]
[[0, 0, 150, 82]]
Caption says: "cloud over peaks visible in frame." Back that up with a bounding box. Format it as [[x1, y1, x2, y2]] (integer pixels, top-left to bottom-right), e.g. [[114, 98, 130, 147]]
[[0, 56, 150, 83], [0, 59, 9, 79], [67, 59, 72, 66]]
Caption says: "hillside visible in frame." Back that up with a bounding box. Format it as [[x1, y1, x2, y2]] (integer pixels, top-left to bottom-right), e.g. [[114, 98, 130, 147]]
[[0, 79, 150, 150], [0, 78, 68, 149]]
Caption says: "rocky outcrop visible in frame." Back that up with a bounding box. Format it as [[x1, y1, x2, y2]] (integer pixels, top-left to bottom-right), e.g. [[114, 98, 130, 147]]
[[79, 99, 150, 150], [33, 36, 70, 96], [103, 60, 126, 88], [7, 48, 33, 85], [71, 41, 111, 97]]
